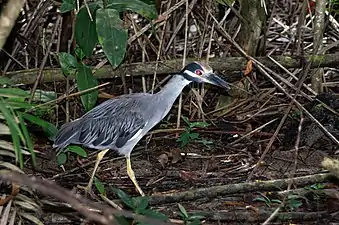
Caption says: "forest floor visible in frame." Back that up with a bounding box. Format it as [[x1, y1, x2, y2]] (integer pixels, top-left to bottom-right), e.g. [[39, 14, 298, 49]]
[[27, 90, 339, 225]]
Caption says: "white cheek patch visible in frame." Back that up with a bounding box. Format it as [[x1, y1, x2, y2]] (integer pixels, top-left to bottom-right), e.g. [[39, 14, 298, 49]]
[[184, 69, 210, 83], [184, 69, 201, 78]]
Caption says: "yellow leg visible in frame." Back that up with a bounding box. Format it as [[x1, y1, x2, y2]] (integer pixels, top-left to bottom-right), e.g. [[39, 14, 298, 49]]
[[126, 154, 145, 196], [79, 149, 110, 195]]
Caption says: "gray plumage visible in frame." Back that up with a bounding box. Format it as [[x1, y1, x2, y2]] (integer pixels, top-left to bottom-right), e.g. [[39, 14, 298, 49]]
[[53, 75, 191, 155], [53, 62, 230, 196]]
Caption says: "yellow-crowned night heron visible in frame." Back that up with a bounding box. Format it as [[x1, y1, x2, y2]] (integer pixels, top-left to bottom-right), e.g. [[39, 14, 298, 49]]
[[53, 61, 230, 196]]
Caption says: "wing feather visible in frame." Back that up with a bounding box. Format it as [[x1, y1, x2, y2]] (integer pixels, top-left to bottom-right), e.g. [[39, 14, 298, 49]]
[[53, 94, 151, 150]]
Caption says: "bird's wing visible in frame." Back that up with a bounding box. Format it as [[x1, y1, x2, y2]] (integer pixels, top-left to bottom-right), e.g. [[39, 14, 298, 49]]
[[54, 94, 151, 150]]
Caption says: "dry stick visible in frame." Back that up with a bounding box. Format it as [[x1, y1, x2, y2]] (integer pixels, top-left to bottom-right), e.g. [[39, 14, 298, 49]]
[[164, 0, 198, 53], [247, 59, 339, 181], [150, 11, 168, 94], [7, 53, 339, 85], [0, 49, 26, 69], [246, 60, 307, 183], [176, 0, 191, 136], [27, 82, 111, 112], [228, 118, 278, 146], [254, 62, 339, 146], [199, 210, 327, 222], [0, 170, 173, 225], [4, 0, 53, 73], [29, 16, 62, 103], [130, 14, 148, 93], [247, 104, 293, 182], [261, 207, 281, 225], [51, 152, 141, 179], [262, 113, 305, 225], [128, 0, 186, 45], [207, 8, 339, 169], [148, 173, 332, 205], [198, 16, 215, 122], [268, 56, 317, 97], [290, 113, 304, 191], [0, 0, 26, 49]]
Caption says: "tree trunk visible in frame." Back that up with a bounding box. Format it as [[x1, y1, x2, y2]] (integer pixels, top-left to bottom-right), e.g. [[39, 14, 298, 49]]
[[236, 0, 266, 56], [311, 0, 327, 94]]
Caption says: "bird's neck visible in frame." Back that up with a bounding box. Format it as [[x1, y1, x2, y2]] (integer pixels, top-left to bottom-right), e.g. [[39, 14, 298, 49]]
[[157, 75, 191, 102], [153, 75, 191, 120]]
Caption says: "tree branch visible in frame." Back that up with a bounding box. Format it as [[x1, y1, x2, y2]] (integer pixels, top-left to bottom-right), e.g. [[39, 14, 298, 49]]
[[5, 53, 339, 85], [148, 173, 333, 205]]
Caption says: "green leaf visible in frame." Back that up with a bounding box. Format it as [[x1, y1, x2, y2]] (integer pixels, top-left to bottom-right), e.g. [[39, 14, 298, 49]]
[[112, 188, 135, 209], [0, 77, 13, 85], [75, 3, 100, 57], [271, 199, 282, 204], [76, 63, 98, 111], [177, 133, 190, 144], [114, 216, 130, 225], [20, 113, 58, 140], [188, 220, 201, 225], [178, 203, 188, 219], [188, 214, 206, 220], [189, 121, 209, 128], [30, 89, 57, 103], [66, 145, 87, 157], [134, 196, 149, 213], [0, 99, 24, 168], [58, 52, 78, 76], [287, 198, 302, 210], [96, 8, 128, 68], [17, 114, 36, 167], [60, 0, 76, 13], [57, 153, 67, 165], [253, 197, 269, 203], [197, 139, 214, 146], [107, 0, 157, 20], [0, 88, 30, 98], [142, 209, 168, 220], [182, 117, 190, 126], [5, 100, 35, 110], [140, 0, 155, 4], [75, 45, 86, 60], [94, 177, 105, 195], [189, 132, 199, 140], [308, 183, 325, 190]]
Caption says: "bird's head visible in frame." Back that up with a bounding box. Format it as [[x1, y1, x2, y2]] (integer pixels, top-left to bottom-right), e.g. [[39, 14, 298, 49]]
[[180, 61, 230, 90]]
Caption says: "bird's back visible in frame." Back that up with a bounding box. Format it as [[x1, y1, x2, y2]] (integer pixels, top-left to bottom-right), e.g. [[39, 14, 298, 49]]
[[53, 93, 156, 152]]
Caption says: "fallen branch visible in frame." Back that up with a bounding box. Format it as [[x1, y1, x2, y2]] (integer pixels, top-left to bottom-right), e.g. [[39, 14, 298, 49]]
[[195, 210, 328, 222], [5, 53, 339, 85], [0, 170, 172, 225], [148, 173, 333, 205]]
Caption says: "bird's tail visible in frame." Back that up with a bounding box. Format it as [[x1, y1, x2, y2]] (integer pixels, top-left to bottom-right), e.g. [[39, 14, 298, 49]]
[[53, 119, 82, 150]]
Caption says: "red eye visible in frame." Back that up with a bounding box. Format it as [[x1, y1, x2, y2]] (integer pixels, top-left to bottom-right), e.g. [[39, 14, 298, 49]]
[[195, 69, 202, 76]]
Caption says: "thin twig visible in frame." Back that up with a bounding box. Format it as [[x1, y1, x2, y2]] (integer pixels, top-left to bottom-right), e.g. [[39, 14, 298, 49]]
[[0, 170, 173, 225], [29, 15, 62, 103]]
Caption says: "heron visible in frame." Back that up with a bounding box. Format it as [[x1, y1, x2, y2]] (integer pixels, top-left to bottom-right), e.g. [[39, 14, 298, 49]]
[[53, 61, 230, 196]]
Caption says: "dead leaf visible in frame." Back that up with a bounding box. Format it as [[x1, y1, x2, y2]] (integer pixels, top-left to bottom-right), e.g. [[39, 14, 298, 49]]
[[169, 148, 182, 164], [179, 170, 197, 181], [157, 153, 169, 168], [243, 60, 253, 76]]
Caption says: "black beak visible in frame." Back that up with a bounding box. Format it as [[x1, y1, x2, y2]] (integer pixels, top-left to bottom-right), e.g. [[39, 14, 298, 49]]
[[204, 73, 230, 90]]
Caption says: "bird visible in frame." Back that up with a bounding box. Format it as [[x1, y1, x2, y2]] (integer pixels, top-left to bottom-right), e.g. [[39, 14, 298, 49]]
[[53, 61, 230, 196]]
